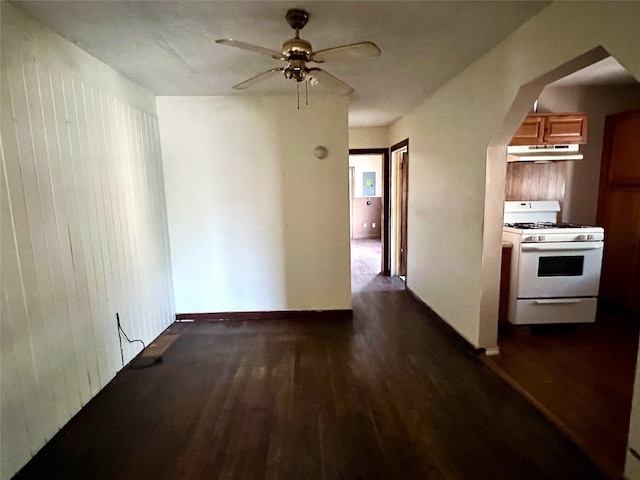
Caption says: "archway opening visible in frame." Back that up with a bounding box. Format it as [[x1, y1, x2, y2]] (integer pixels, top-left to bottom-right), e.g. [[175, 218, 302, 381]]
[[481, 46, 640, 478]]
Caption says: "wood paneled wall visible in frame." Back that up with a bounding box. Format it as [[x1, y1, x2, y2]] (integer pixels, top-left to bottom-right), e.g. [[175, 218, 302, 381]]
[[505, 162, 568, 210], [0, 5, 174, 479]]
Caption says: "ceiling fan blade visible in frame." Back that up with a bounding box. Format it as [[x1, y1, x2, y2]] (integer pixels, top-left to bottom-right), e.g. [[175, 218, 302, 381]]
[[216, 39, 285, 61], [307, 68, 354, 96], [311, 41, 381, 63], [233, 68, 284, 90]]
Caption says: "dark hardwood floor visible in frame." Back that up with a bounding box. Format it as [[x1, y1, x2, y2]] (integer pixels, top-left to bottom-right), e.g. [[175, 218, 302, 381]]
[[485, 305, 640, 479], [14, 242, 608, 479]]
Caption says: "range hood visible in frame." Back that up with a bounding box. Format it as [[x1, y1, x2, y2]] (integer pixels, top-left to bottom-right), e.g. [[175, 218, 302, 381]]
[[507, 144, 583, 162]]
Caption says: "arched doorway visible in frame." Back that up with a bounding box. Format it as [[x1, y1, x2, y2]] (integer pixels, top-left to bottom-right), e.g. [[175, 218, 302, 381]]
[[481, 46, 640, 477]]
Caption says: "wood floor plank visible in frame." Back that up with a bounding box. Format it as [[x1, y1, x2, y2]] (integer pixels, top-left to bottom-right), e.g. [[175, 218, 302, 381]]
[[13, 241, 608, 480], [485, 308, 639, 479]]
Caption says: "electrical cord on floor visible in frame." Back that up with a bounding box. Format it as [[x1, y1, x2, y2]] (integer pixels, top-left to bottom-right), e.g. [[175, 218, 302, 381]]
[[116, 312, 146, 369]]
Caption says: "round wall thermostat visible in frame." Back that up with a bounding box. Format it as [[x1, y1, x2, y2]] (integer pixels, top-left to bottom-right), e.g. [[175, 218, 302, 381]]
[[314, 146, 328, 159]]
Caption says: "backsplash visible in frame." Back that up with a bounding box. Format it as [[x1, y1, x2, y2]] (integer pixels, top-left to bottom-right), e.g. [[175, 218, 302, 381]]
[[505, 161, 568, 215]]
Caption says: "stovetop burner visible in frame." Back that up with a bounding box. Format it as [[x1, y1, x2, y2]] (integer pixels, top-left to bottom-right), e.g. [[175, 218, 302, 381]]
[[504, 222, 589, 230]]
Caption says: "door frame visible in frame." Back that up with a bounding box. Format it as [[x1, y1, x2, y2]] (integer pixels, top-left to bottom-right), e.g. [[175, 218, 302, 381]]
[[348, 166, 355, 238], [349, 148, 390, 275], [390, 139, 409, 278]]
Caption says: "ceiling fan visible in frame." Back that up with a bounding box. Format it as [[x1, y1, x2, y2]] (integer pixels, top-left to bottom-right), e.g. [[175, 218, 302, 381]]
[[215, 8, 381, 98]]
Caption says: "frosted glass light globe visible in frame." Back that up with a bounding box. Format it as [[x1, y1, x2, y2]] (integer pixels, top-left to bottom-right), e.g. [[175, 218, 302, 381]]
[[314, 146, 328, 159]]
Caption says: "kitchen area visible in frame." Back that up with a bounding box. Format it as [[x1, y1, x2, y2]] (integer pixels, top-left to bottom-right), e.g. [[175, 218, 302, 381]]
[[485, 58, 640, 479]]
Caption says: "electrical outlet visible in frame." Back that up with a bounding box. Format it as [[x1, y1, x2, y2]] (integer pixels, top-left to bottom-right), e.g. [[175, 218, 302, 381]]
[[372, 223, 376, 228], [363, 223, 367, 228]]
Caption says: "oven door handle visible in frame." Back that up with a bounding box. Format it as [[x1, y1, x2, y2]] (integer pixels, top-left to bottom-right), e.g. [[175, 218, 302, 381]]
[[534, 298, 585, 305], [521, 242, 603, 251]]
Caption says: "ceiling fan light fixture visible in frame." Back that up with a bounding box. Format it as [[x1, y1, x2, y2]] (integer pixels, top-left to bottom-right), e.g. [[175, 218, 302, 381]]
[[282, 38, 312, 60], [216, 8, 380, 97]]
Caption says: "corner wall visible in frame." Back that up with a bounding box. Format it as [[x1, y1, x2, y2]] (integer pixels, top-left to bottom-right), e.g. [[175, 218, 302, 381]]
[[157, 96, 351, 314], [388, 1, 640, 349], [0, 4, 175, 479]]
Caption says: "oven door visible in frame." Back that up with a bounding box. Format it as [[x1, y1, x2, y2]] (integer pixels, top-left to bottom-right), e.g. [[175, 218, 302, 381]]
[[516, 241, 604, 298]]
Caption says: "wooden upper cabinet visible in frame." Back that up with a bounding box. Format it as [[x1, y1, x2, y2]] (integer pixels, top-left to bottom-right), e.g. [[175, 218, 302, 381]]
[[510, 113, 588, 146], [510, 115, 545, 145], [545, 114, 588, 144]]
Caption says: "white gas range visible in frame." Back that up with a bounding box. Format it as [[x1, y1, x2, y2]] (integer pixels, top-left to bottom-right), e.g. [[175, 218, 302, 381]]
[[502, 201, 605, 325]]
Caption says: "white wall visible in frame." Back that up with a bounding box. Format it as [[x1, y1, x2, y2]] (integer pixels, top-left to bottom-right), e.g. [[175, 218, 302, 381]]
[[349, 154, 383, 198], [349, 126, 389, 149], [388, 1, 640, 349], [0, 4, 175, 479], [627, 337, 640, 479], [537, 84, 640, 225], [158, 96, 351, 314]]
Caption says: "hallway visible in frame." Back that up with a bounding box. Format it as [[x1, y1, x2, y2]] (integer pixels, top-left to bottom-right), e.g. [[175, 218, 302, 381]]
[[350, 239, 403, 293], [14, 245, 607, 479]]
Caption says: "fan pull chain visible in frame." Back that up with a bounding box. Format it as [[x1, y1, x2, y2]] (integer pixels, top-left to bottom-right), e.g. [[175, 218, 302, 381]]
[[297, 82, 300, 109], [305, 78, 309, 106]]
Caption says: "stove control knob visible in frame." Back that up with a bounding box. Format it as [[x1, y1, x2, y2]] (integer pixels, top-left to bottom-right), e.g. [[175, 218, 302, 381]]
[[577, 234, 587, 241], [587, 234, 595, 241], [537, 235, 546, 242]]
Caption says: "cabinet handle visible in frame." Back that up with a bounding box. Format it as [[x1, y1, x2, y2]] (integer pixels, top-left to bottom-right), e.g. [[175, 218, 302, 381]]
[[534, 299, 583, 305]]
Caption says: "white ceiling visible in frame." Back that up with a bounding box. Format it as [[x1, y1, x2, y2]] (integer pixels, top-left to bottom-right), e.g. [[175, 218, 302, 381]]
[[13, 1, 552, 127], [547, 56, 639, 88]]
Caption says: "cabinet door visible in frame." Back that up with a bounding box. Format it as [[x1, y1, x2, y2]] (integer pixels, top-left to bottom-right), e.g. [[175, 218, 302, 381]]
[[606, 110, 640, 185], [499, 246, 512, 323], [510, 115, 545, 146], [599, 189, 640, 313], [597, 109, 640, 315], [545, 114, 587, 144]]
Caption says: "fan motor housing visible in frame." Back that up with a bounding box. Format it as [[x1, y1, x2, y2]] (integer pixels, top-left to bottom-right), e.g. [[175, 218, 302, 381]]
[[282, 38, 312, 60], [285, 9, 310, 31]]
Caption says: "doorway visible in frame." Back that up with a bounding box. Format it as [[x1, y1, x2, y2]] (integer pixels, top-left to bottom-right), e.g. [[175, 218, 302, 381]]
[[349, 149, 387, 291], [484, 53, 640, 478], [390, 140, 409, 280]]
